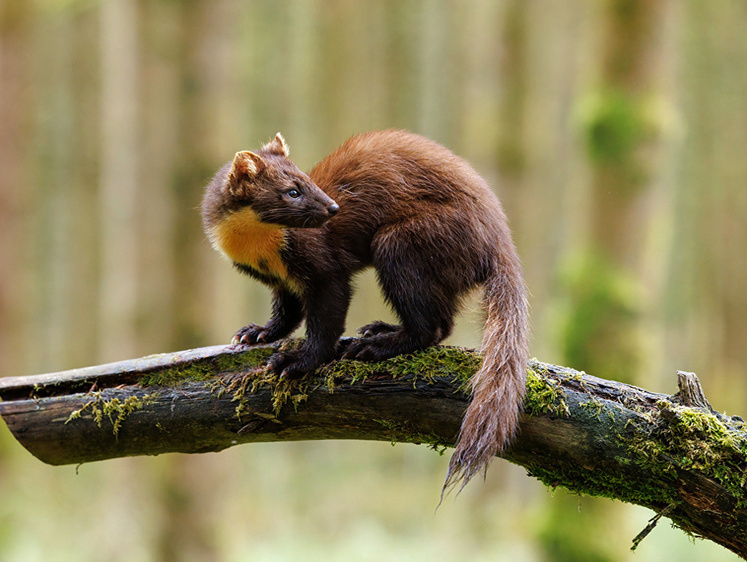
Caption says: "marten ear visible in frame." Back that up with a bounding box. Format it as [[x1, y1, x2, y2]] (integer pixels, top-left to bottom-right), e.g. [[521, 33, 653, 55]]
[[262, 133, 289, 157], [230, 151, 265, 182]]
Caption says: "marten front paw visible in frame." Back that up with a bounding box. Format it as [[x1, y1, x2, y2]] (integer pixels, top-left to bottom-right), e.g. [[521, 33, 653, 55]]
[[232, 323, 273, 345], [268, 350, 321, 379], [357, 321, 399, 338]]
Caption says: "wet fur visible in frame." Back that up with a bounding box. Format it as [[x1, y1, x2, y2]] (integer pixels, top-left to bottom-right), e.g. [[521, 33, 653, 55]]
[[202, 130, 529, 490]]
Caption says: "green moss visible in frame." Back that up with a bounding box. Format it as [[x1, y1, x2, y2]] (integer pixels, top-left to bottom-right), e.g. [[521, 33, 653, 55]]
[[318, 345, 482, 393], [384, 346, 482, 387], [520, 371, 747, 519], [192, 344, 480, 423], [579, 398, 604, 421], [373, 418, 402, 446], [66, 392, 155, 438], [319, 358, 376, 388], [524, 365, 569, 418], [221, 366, 311, 420], [623, 401, 747, 508], [522, 392, 747, 518], [216, 348, 274, 371], [526, 452, 679, 512], [223, 345, 482, 424], [137, 365, 213, 388], [579, 398, 617, 423], [138, 348, 273, 388], [372, 418, 451, 453]]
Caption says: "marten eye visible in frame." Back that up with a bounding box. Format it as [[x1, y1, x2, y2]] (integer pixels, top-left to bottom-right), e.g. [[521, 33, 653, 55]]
[[287, 189, 301, 199]]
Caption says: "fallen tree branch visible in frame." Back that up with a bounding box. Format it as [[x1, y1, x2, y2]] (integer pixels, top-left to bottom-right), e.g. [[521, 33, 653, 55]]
[[1, 341, 746, 557]]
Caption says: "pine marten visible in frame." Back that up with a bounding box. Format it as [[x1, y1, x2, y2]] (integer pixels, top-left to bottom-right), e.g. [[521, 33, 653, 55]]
[[201, 130, 529, 490]]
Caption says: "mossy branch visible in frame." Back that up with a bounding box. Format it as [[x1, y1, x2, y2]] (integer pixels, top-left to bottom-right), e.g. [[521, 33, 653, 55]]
[[1, 341, 746, 557]]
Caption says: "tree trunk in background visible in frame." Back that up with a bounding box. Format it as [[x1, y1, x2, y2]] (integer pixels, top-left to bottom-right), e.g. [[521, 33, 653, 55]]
[[33, 13, 77, 372], [669, 2, 747, 411], [519, 0, 587, 360], [494, 0, 527, 220], [383, 1, 419, 131], [0, 4, 31, 381], [561, 0, 670, 384], [149, 2, 228, 560], [69, 11, 104, 370], [170, 1, 221, 353], [710, 8, 747, 393], [95, 3, 152, 560], [415, 0, 449, 141], [98, 0, 140, 363], [549, 1, 673, 559], [139, 0, 181, 356]]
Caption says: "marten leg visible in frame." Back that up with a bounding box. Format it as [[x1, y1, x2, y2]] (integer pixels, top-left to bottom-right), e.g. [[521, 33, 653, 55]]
[[343, 291, 456, 361], [343, 221, 462, 361], [270, 279, 351, 378], [232, 288, 304, 344], [343, 264, 458, 362]]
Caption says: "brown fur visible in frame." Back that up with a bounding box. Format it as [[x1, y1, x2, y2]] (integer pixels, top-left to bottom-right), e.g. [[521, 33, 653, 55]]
[[202, 130, 529, 491]]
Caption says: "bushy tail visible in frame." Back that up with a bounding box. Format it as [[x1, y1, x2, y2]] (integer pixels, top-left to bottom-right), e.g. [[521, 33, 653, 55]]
[[443, 259, 529, 494]]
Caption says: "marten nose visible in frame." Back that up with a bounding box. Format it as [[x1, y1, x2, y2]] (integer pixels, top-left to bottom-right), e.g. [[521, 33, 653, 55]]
[[327, 202, 340, 215]]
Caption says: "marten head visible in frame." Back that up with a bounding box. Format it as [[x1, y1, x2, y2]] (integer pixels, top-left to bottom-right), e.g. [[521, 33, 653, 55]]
[[212, 133, 339, 229]]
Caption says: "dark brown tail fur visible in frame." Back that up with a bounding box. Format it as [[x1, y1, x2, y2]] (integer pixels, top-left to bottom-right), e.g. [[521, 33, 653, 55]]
[[443, 258, 529, 494]]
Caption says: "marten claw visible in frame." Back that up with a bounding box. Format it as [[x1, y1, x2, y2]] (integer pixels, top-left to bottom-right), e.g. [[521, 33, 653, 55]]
[[272, 361, 303, 380], [239, 333, 255, 344], [234, 323, 288, 346], [232, 323, 266, 345]]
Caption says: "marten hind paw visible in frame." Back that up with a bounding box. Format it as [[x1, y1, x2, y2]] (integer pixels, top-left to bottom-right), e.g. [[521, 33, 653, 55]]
[[342, 337, 397, 362], [357, 321, 399, 338]]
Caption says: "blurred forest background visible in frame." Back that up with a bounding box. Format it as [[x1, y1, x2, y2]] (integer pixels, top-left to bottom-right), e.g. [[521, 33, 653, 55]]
[[1, 0, 746, 560]]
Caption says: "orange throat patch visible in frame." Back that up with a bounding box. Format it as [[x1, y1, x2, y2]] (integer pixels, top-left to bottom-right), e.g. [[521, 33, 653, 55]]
[[209, 208, 298, 291]]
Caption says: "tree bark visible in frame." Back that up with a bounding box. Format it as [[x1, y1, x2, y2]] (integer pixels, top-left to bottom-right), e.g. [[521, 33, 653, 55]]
[[1, 341, 746, 557]]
